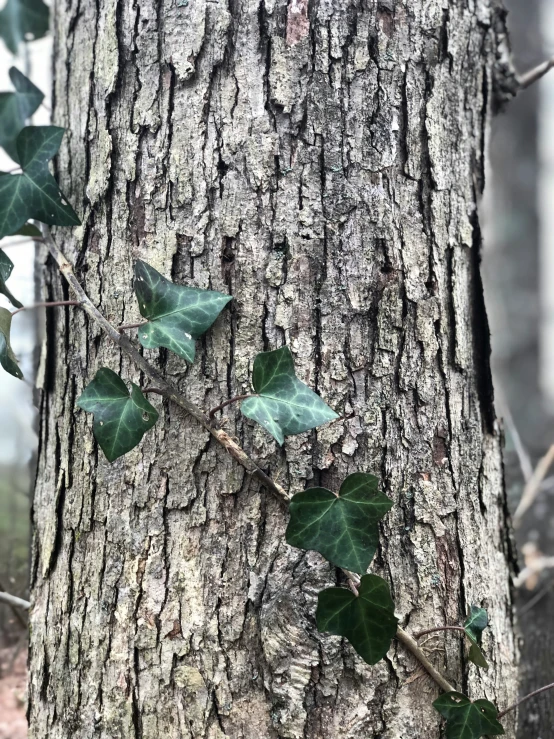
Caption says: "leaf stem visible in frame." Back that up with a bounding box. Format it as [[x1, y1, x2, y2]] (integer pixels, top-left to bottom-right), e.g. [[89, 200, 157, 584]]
[[395, 627, 455, 693], [43, 225, 460, 698], [42, 226, 292, 505], [208, 394, 256, 418], [118, 320, 148, 332], [497, 682, 554, 719], [413, 626, 467, 639], [11, 300, 81, 315], [518, 55, 554, 90], [142, 387, 165, 395]]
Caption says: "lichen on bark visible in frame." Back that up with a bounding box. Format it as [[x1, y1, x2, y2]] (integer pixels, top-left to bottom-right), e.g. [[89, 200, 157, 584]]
[[30, 1, 518, 737]]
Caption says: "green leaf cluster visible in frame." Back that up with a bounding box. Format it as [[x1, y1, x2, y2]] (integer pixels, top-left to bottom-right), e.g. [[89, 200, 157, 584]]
[[241, 346, 338, 444], [0, 249, 22, 308], [0, 67, 43, 161], [433, 692, 504, 739], [0, 0, 49, 55], [286, 473, 392, 573], [464, 605, 489, 669], [134, 260, 232, 363], [0, 307, 23, 378], [0, 126, 81, 239], [316, 574, 398, 665], [77, 368, 159, 462]]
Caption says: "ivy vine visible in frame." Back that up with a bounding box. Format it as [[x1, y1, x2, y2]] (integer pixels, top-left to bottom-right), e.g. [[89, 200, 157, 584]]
[[1, 26, 553, 739]]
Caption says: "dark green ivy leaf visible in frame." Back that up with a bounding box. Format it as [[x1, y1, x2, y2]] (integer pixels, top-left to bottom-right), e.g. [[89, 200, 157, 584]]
[[316, 574, 398, 665], [133, 260, 232, 363], [0, 307, 23, 378], [286, 473, 393, 574], [77, 367, 159, 462], [0, 67, 44, 161], [0, 249, 23, 308], [0, 126, 81, 240], [12, 222, 41, 237], [241, 346, 338, 445], [0, 0, 49, 55], [464, 606, 489, 669], [433, 692, 504, 739]]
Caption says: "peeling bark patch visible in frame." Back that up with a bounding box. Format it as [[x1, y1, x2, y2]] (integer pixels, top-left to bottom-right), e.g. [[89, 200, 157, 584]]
[[286, 0, 309, 46]]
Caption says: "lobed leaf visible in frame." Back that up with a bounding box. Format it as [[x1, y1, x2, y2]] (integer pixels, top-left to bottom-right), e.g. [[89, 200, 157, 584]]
[[241, 346, 338, 445], [77, 367, 159, 462], [316, 574, 398, 665], [0, 306, 23, 378], [433, 692, 504, 739], [286, 473, 393, 573], [464, 606, 489, 669], [0, 249, 23, 308], [0, 67, 44, 161], [0, 0, 49, 55], [133, 260, 232, 363], [0, 126, 81, 240]]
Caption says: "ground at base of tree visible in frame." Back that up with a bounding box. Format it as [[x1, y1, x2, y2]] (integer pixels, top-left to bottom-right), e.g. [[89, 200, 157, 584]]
[[0, 644, 27, 739]]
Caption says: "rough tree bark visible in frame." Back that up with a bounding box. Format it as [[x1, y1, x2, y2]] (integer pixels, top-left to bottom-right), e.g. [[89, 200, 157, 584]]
[[29, 1, 519, 737]]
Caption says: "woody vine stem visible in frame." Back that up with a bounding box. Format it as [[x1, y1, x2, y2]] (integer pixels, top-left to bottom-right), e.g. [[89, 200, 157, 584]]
[[40, 225, 453, 694]]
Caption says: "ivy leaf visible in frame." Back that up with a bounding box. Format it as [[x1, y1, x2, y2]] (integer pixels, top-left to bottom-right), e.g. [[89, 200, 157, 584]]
[[133, 260, 232, 363], [0, 67, 44, 161], [286, 473, 392, 574], [241, 346, 338, 445], [433, 692, 504, 738], [0, 307, 23, 378], [0, 249, 23, 308], [464, 606, 489, 669], [0, 0, 49, 55], [316, 574, 398, 665], [77, 367, 159, 462], [0, 126, 81, 240], [12, 222, 41, 237]]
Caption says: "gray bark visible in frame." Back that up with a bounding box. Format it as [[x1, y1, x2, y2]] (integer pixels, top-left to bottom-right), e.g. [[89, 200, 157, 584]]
[[29, 1, 519, 737]]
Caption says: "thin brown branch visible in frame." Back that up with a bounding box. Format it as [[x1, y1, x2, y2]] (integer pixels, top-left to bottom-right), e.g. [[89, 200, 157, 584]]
[[395, 627, 455, 693], [0, 591, 30, 611], [44, 225, 458, 696], [118, 320, 148, 332], [11, 300, 81, 316], [142, 387, 165, 396], [498, 682, 554, 719], [208, 394, 255, 418], [519, 55, 554, 91], [43, 226, 290, 505], [413, 626, 466, 639], [513, 444, 554, 525]]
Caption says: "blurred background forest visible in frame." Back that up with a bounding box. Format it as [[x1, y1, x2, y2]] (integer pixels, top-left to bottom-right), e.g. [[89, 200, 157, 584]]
[[1, 0, 554, 736]]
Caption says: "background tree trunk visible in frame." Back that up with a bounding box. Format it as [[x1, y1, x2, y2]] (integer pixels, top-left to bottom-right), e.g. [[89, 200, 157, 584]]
[[29, 1, 519, 737]]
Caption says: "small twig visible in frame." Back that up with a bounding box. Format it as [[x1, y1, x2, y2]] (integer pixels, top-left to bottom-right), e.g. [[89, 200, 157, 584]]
[[42, 226, 291, 505], [11, 300, 81, 316], [498, 682, 554, 719], [0, 591, 30, 611], [118, 320, 148, 332], [513, 444, 554, 525], [396, 627, 455, 693], [496, 388, 533, 483], [518, 55, 554, 91], [513, 555, 554, 589], [208, 394, 255, 418], [347, 577, 359, 596], [413, 626, 466, 639], [142, 387, 165, 396]]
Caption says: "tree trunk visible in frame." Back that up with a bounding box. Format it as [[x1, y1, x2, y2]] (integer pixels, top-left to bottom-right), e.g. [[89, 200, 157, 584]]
[[29, 1, 519, 737]]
